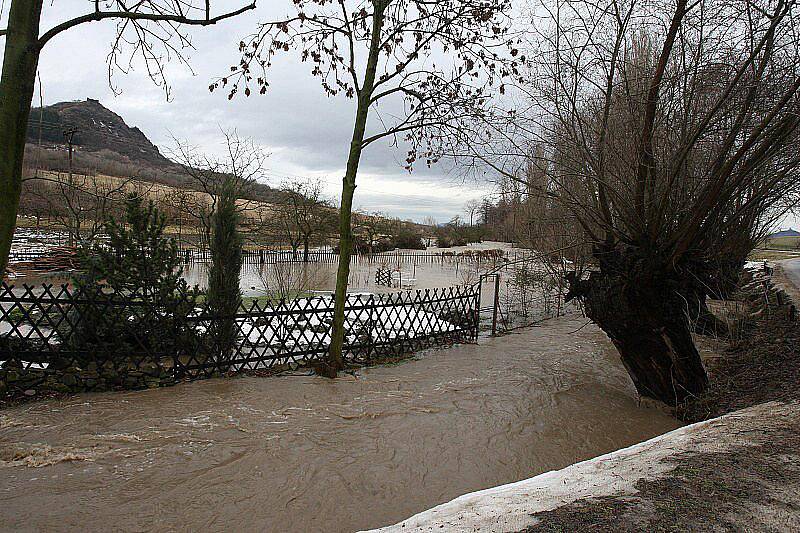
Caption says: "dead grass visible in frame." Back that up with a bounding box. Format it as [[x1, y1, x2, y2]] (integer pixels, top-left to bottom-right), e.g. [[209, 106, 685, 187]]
[[748, 249, 800, 261], [524, 423, 800, 532], [678, 311, 800, 423]]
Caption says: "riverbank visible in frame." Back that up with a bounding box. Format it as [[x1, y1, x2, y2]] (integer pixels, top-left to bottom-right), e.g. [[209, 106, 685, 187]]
[[372, 265, 800, 532], [369, 400, 800, 532]]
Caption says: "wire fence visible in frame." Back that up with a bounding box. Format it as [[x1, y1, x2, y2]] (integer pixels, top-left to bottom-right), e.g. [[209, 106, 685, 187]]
[[0, 282, 479, 396], [183, 248, 510, 266], [10, 245, 517, 268]]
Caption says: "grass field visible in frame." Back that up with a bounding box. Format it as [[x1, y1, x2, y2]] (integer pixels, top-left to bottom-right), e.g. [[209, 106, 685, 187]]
[[27, 170, 277, 221], [764, 235, 800, 250], [750, 234, 800, 260]]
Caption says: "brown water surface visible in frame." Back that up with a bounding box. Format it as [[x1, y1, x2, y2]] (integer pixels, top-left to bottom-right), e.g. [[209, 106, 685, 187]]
[[0, 317, 680, 532]]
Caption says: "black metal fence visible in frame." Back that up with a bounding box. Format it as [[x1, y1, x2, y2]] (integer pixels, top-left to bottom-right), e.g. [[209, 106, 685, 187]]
[[0, 282, 479, 395]]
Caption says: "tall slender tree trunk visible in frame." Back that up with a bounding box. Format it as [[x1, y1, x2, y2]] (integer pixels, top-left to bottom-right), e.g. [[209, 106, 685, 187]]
[[324, 2, 386, 375], [303, 237, 309, 263], [0, 0, 44, 275]]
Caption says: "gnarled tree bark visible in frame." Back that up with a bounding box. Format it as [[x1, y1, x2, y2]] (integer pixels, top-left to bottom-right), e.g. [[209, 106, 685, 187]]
[[567, 246, 709, 406]]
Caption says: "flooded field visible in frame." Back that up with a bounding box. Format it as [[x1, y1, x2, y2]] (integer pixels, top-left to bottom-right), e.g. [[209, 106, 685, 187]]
[[182, 257, 485, 296], [7, 238, 505, 297], [0, 316, 679, 532]]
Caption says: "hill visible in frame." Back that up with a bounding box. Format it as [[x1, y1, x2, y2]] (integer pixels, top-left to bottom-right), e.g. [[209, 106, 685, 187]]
[[27, 98, 174, 170], [769, 229, 800, 238], [25, 99, 284, 203]]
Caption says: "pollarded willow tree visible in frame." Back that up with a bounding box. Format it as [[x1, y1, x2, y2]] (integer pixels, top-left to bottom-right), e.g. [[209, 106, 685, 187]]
[[461, 0, 800, 405], [218, 0, 522, 375], [0, 0, 256, 276]]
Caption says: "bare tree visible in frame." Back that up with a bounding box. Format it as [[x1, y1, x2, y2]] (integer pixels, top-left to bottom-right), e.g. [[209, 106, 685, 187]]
[[22, 171, 134, 246], [220, 0, 520, 374], [170, 131, 267, 253], [161, 188, 198, 249], [353, 210, 390, 253], [270, 178, 336, 261], [0, 0, 256, 275], [464, 0, 800, 405], [464, 199, 481, 227]]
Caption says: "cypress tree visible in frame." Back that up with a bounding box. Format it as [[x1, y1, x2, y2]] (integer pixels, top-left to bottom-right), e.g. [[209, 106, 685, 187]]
[[207, 180, 243, 366]]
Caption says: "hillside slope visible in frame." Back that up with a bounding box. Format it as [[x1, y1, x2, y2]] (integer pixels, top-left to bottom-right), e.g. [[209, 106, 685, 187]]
[[27, 98, 174, 170], [24, 99, 283, 202]]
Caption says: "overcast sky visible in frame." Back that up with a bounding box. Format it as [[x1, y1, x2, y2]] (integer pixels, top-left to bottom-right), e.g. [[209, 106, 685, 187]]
[[3, 1, 495, 224], [2, 2, 797, 229]]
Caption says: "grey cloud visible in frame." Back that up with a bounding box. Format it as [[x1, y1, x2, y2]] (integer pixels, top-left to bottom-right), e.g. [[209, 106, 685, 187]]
[[8, 2, 493, 221]]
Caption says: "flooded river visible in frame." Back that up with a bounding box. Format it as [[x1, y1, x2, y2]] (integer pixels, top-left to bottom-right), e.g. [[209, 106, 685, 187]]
[[0, 317, 680, 532]]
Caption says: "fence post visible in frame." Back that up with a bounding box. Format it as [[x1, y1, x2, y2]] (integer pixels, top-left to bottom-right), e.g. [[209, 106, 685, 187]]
[[492, 274, 500, 336], [475, 277, 483, 339]]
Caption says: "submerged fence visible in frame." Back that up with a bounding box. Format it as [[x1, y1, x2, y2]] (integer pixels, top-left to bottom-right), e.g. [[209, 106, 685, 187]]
[[182, 248, 509, 266], [10, 246, 514, 269], [0, 282, 479, 396]]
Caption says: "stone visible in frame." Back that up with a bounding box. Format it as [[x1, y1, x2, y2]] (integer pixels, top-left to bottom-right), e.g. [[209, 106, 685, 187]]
[[48, 383, 71, 393], [23, 389, 36, 396]]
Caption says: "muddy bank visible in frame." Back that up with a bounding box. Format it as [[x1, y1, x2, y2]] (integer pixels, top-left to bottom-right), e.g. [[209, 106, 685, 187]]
[[372, 401, 800, 532], [0, 316, 677, 532]]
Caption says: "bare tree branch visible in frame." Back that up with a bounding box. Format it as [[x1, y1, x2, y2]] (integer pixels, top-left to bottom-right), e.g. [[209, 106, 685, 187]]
[[38, 2, 256, 49]]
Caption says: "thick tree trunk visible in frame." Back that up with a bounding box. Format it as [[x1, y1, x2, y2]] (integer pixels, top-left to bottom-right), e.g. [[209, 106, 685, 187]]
[[325, 3, 386, 376], [0, 0, 44, 276], [567, 248, 709, 406]]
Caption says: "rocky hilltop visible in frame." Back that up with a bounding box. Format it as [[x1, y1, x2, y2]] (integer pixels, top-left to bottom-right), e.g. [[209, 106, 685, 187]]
[[27, 98, 175, 170], [24, 99, 284, 202]]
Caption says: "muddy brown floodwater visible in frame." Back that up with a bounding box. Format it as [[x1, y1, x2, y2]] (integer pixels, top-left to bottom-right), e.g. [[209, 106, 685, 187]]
[[0, 316, 680, 532]]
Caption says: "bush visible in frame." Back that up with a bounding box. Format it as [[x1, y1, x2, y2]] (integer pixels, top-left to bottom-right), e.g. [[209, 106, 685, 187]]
[[70, 194, 200, 366], [434, 224, 485, 248], [391, 231, 426, 250]]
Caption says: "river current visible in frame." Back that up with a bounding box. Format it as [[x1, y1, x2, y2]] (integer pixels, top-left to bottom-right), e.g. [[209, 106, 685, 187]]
[[0, 316, 679, 532]]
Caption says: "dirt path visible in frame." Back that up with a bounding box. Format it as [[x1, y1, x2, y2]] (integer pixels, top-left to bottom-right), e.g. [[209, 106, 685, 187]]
[[776, 258, 800, 302], [0, 316, 677, 532]]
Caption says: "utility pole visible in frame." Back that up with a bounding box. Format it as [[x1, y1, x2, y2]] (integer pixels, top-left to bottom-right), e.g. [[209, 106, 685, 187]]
[[63, 126, 78, 246]]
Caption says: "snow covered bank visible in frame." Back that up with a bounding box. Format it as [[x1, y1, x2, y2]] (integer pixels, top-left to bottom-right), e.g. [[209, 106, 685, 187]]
[[366, 400, 799, 532]]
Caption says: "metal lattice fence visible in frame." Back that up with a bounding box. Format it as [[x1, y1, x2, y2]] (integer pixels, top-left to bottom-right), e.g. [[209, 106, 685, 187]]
[[0, 282, 479, 395]]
